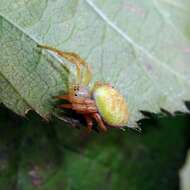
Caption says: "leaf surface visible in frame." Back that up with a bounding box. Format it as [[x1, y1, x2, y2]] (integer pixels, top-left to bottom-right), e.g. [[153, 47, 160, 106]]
[[0, 0, 190, 126]]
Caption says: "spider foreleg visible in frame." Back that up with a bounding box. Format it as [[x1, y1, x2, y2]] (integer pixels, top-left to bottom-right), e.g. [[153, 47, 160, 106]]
[[54, 95, 70, 100], [69, 97, 95, 105], [38, 44, 85, 82], [72, 104, 97, 113], [57, 104, 72, 109], [37, 44, 93, 84]]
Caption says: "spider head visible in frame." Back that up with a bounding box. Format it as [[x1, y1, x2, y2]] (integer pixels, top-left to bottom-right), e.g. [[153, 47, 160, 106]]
[[70, 84, 90, 98]]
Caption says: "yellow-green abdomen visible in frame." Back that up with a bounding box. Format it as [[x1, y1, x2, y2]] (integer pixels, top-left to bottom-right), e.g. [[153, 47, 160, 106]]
[[93, 84, 128, 127]]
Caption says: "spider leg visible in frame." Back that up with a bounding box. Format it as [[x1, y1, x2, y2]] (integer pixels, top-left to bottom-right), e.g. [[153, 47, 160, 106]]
[[84, 115, 93, 133], [54, 95, 96, 108], [72, 104, 97, 113], [82, 64, 92, 86], [57, 104, 95, 132], [57, 104, 72, 109], [54, 95, 70, 100], [92, 113, 107, 132], [54, 114, 82, 129], [70, 97, 95, 105], [37, 44, 92, 83]]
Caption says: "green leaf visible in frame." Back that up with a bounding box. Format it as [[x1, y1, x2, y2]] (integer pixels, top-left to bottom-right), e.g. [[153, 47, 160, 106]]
[[0, 106, 188, 190], [0, 0, 190, 127], [0, 14, 69, 118]]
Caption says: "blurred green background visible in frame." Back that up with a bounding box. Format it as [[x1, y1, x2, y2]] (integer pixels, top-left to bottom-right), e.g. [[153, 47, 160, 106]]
[[0, 103, 189, 190]]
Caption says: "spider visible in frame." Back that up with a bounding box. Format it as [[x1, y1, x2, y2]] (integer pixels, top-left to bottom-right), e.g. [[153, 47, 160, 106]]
[[38, 44, 129, 133]]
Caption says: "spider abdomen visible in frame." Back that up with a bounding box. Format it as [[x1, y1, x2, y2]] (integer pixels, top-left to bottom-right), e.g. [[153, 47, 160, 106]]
[[93, 84, 128, 127]]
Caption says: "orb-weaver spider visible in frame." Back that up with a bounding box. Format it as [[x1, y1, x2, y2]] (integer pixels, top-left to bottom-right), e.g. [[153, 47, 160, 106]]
[[38, 44, 128, 133]]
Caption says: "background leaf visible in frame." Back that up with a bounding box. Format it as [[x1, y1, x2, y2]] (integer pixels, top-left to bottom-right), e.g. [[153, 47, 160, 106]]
[[1, 0, 190, 127], [0, 105, 189, 190]]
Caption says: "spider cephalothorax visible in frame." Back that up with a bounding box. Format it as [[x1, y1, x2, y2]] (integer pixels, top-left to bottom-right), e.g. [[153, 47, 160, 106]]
[[38, 44, 128, 132]]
